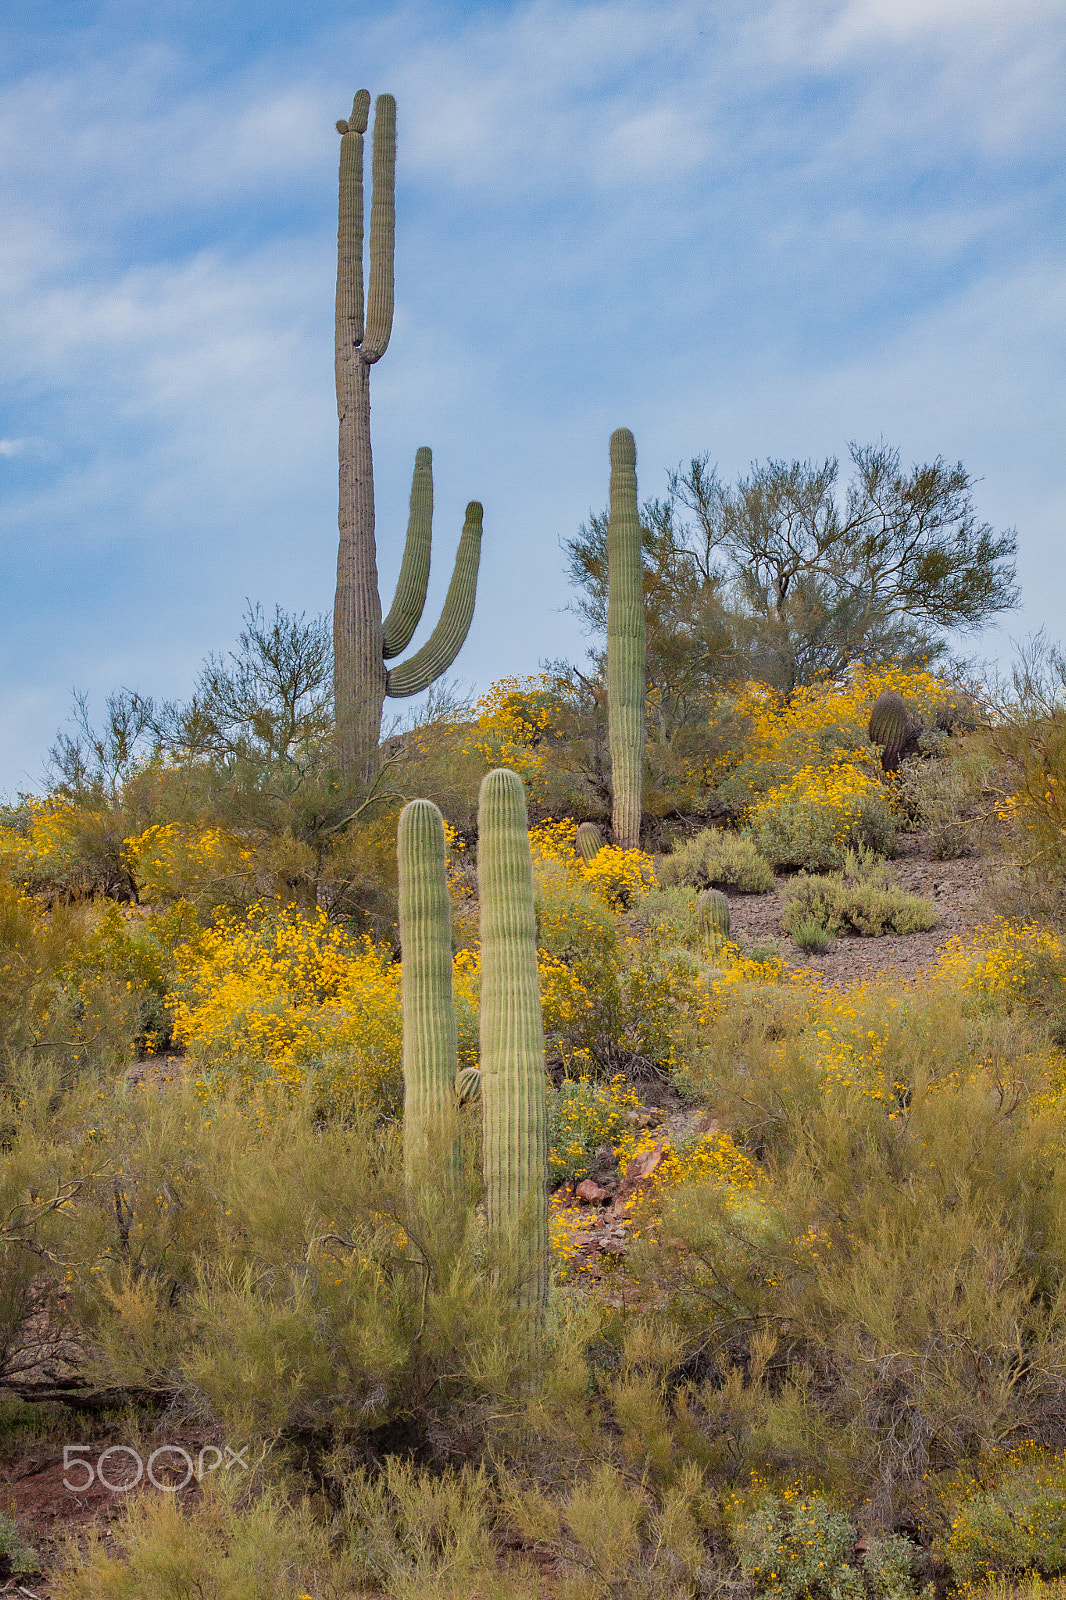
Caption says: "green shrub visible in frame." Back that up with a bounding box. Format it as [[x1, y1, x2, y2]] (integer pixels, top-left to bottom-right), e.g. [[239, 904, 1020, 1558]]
[[791, 914, 833, 955], [746, 786, 897, 873], [634, 885, 702, 946], [547, 1074, 636, 1184], [725, 1487, 922, 1600], [659, 827, 774, 892], [897, 750, 988, 860], [0, 1510, 38, 1578], [933, 1447, 1066, 1583], [782, 852, 937, 939]]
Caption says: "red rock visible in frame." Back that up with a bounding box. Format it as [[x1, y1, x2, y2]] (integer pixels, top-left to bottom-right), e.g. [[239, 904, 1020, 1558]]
[[611, 1143, 666, 1214], [575, 1179, 610, 1203]]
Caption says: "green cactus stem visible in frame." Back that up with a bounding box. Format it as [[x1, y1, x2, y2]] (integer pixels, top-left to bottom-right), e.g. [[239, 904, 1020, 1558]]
[[869, 690, 908, 773], [385, 502, 484, 698], [333, 91, 484, 778], [697, 887, 731, 950], [607, 428, 646, 850], [398, 798, 459, 1187], [478, 768, 549, 1323], [575, 822, 605, 864]]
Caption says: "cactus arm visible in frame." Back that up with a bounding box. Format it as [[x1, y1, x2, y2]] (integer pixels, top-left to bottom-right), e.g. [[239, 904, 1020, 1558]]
[[360, 93, 396, 365], [478, 768, 549, 1322], [398, 798, 459, 1187], [335, 93, 369, 376], [382, 447, 434, 659], [385, 502, 483, 699], [607, 428, 646, 850]]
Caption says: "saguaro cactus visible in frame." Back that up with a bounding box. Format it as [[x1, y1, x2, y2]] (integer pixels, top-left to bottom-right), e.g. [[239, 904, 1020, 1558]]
[[478, 768, 549, 1322], [333, 91, 484, 778], [398, 799, 459, 1187], [575, 822, 605, 864], [697, 887, 731, 951], [607, 428, 646, 849]]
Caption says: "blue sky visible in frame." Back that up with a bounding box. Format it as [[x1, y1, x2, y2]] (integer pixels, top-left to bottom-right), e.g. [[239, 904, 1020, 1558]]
[[1, 0, 1063, 793]]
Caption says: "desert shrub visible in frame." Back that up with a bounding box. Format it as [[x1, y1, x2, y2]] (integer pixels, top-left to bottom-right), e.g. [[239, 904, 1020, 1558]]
[[529, 819, 656, 909], [548, 1074, 639, 1184], [746, 764, 898, 872], [897, 747, 990, 859], [52, 1480, 342, 1600], [169, 901, 480, 1113], [659, 827, 774, 892], [710, 668, 955, 809], [0, 795, 133, 902], [0, 1510, 38, 1578], [633, 885, 702, 947], [932, 1445, 1066, 1583], [791, 914, 834, 954], [781, 853, 938, 939], [0, 882, 139, 1077], [724, 1485, 921, 1599], [504, 1458, 708, 1599], [646, 970, 1066, 1517]]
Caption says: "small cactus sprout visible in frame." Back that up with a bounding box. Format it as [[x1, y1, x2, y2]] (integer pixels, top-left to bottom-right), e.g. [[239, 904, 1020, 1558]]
[[398, 798, 459, 1188], [697, 887, 731, 950], [868, 690, 909, 772], [478, 768, 549, 1324], [607, 428, 646, 850], [455, 1065, 481, 1105], [575, 822, 605, 864]]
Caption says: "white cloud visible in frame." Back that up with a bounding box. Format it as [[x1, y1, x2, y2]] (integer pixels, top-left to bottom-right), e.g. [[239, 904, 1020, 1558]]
[[0, 0, 1063, 790], [0, 438, 28, 457]]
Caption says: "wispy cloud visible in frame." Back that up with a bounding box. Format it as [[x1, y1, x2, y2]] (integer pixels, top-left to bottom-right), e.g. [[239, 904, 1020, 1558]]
[[0, 0, 1063, 790]]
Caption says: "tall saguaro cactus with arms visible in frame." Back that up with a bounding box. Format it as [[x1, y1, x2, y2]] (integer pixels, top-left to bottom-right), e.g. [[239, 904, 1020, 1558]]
[[607, 427, 646, 849], [333, 90, 484, 778]]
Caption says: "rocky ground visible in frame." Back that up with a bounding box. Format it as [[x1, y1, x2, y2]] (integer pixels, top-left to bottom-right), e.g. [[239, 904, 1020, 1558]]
[[727, 827, 989, 986]]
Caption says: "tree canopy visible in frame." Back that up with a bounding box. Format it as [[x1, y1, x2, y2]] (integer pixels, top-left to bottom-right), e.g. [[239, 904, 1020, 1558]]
[[566, 442, 1018, 709]]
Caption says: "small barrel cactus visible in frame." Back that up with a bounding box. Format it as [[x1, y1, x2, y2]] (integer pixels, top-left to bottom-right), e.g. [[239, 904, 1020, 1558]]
[[868, 691, 909, 772], [697, 887, 731, 949], [575, 822, 605, 864], [478, 768, 549, 1324], [397, 798, 459, 1187]]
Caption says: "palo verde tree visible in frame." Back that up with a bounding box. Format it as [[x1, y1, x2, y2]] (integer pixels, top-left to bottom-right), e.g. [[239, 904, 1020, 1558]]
[[333, 90, 484, 778], [567, 441, 1018, 712]]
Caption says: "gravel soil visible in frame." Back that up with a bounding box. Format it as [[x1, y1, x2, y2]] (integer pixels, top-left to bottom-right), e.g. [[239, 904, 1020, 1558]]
[[724, 828, 987, 987]]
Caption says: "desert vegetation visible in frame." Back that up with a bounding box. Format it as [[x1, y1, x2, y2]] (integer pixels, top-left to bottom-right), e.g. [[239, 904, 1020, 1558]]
[[4, 80, 1063, 1600]]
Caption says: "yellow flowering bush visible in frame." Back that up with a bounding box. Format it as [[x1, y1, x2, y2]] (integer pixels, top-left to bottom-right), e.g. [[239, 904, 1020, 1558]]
[[123, 822, 256, 910], [547, 1073, 640, 1183], [712, 666, 949, 798], [747, 760, 897, 871], [0, 795, 123, 900], [933, 1444, 1066, 1584], [171, 904, 477, 1112]]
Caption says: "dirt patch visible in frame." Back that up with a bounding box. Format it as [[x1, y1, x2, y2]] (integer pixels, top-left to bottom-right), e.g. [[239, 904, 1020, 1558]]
[[725, 829, 987, 987]]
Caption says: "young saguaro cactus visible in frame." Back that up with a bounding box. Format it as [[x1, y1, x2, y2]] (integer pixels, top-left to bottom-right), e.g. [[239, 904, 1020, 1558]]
[[697, 887, 731, 950], [478, 768, 549, 1323], [575, 822, 605, 864], [607, 428, 646, 850], [333, 91, 484, 778], [397, 799, 459, 1187]]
